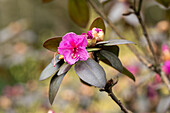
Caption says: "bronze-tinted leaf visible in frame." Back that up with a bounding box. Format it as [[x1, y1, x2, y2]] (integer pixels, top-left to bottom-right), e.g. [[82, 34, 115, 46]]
[[97, 39, 135, 46], [74, 58, 106, 88], [58, 63, 72, 76], [39, 55, 64, 81], [49, 72, 66, 105], [68, 0, 89, 28], [43, 36, 62, 52], [90, 17, 106, 33], [99, 50, 123, 72], [122, 67, 135, 81]]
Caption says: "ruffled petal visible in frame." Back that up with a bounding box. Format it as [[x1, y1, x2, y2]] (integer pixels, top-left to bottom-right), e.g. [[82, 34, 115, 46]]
[[76, 35, 87, 48], [64, 49, 79, 65], [78, 47, 89, 61]]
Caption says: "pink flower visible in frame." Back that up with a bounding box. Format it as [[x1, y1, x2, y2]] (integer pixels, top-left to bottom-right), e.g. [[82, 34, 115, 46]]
[[82, 30, 93, 39], [58, 32, 89, 65], [162, 60, 170, 75]]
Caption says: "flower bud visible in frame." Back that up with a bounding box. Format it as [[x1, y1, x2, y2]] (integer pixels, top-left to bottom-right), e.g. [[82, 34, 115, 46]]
[[92, 28, 104, 42], [87, 38, 96, 47]]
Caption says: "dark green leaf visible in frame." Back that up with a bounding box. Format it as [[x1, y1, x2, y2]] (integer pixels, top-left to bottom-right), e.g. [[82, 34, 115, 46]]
[[96, 40, 109, 45], [99, 50, 123, 72], [49, 72, 66, 105], [122, 67, 135, 81], [80, 78, 92, 86], [42, 0, 53, 3], [68, 0, 89, 28], [43, 37, 62, 52], [86, 48, 101, 52], [39, 55, 64, 81], [90, 17, 106, 33], [74, 58, 106, 88], [58, 63, 72, 76], [97, 39, 135, 46], [101, 45, 119, 56], [155, 0, 170, 8]]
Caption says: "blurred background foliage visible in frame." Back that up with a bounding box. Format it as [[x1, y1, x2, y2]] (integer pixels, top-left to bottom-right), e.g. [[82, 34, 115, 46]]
[[0, 0, 169, 113]]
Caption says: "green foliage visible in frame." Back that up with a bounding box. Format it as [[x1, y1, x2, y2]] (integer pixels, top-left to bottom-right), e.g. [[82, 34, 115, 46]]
[[99, 50, 123, 72], [58, 63, 72, 75], [90, 17, 106, 33], [74, 58, 106, 88], [97, 39, 135, 46], [43, 37, 62, 52], [49, 72, 66, 105], [68, 0, 89, 28], [39, 55, 64, 81], [86, 48, 101, 52], [40, 17, 136, 104], [122, 67, 135, 81]]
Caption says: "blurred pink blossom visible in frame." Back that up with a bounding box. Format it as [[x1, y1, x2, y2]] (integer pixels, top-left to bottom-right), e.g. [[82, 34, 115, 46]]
[[126, 65, 139, 75], [162, 60, 170, 76], [154, 74, 162, 84], [48, 110, 55, 113], [162, 44, 169, 52]]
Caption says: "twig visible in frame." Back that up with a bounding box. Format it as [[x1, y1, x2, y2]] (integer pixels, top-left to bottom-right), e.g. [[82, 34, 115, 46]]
[[87, 0, 170, 91], [135, 0, 158, 66], [160, 71, 170, 91], [87, 0, 149, 67], [131, 0, 170, 91], [100, 79, 131, 113]]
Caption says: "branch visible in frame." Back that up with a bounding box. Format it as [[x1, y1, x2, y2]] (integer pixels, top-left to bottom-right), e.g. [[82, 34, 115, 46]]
[[100, 79, 131, 113], [87, 0, 149, 68], [132, 0, 170, 91]]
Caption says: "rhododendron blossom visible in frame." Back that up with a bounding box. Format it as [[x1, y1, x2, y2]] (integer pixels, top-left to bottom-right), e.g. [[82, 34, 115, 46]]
[[82, 30, 93, 39], [58, 32, 89, 65]]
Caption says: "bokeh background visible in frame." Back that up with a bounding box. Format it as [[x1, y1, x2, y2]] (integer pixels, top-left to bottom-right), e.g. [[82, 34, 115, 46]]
[[0, 0, 169, 113]]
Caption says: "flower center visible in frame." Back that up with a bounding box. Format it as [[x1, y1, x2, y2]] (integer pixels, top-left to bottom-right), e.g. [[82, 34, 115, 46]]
[[71, 47, 79, 59]]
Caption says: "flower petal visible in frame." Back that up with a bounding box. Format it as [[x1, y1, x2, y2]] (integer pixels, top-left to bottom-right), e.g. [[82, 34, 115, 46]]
[[77, 35, 87, 48], [63, 49, 79, 65], [78, 47, 89, 61]]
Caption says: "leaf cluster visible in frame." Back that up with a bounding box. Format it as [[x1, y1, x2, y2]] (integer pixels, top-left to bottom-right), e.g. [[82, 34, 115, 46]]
[[40, 17, 135, 105]]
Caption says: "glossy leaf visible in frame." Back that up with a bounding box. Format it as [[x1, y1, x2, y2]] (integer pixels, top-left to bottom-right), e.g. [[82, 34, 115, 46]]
[[122, 67, 135, 81], [90, 17, 106, 33], [99, 50, 123, 72], [96, 40, 109, 45], [39, 55, 64, 81], [101, 45, 119, 56], [74, 58, 106, 88], [80, 78, 92, 86], [86, 48, 101, 52], [58, 63, 72, 76], [155, 0, 170, 8], [97, 39, 135, 46], [49, 72, 66, 105], [43, 37, 62, 52], [68, 0, 89, 28]]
